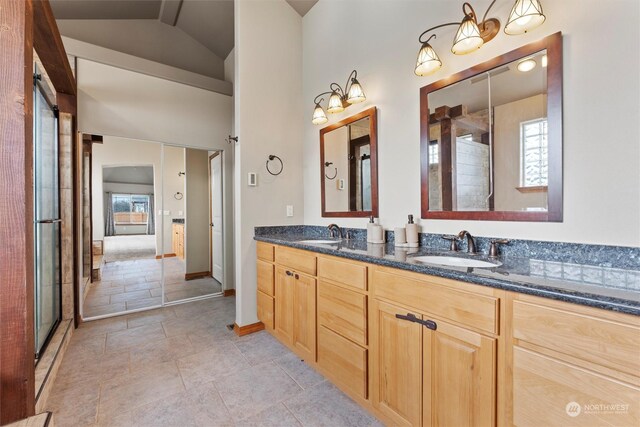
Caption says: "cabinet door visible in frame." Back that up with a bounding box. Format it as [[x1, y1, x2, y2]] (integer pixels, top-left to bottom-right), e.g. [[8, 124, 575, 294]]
[[274, 266, 294, 345], [292, 272, 316, 361], [172, 224, 178, 255], [371, 300, 423, 427], [257, 290, 274, 330], [423, 319, 496, 427]]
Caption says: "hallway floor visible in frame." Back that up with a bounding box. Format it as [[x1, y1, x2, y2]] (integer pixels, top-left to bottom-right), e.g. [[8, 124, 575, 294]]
[[47, 297, 381, 427], [103, 235, 157, 263], [84, 258, 222, 318]]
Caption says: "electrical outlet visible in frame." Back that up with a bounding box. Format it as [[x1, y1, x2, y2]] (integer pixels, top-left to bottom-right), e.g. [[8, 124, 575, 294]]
[[164, 210, 170, 215], [178, 211, 183, 216], [286, 205, 294, 217]]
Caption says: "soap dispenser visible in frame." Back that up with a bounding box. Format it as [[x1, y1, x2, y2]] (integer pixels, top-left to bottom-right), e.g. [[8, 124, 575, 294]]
[[406, 214, 419, 248], [367, 216, 385, 244]]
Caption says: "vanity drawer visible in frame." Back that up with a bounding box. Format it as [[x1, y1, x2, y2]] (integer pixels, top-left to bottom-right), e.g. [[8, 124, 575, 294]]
[[513, 297, 640, 377], [318, 280, 367, 346], [257, 242, 274, 262], [317, 325, 368, 400], [257, 260, 274, 296], [257, 290, 274, 330], [318, 256, 367, 291], [275, 246, 317, 276], [371, 266, 498, 334]]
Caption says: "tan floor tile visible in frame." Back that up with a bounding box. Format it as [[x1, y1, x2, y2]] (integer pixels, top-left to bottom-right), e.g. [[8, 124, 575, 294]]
[[125, 296, 162, 310], [125, 306, 177, 329], [236, 403, 302, 427], [129, 335, 197, 371], [177, 341, 250, 389], [105, 322, 166, 351]]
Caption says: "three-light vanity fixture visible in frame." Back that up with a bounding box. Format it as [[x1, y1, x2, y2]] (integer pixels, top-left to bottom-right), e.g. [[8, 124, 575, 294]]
[[311, 70, 366, 125], [415, 0, 546, 76]]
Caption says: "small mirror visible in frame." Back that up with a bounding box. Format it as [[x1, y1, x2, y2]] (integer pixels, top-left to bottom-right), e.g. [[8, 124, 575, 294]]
[[321, 107, 378, 217], [421, 33, 562, 221]]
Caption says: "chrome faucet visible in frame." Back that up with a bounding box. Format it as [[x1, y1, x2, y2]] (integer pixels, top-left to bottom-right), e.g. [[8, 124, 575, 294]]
[[328, 224, 343, 239], [457, 230, 477, 254]]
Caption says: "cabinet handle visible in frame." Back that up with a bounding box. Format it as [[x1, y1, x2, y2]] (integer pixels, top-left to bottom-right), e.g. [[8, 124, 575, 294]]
[[395, 313, 438, 331], [286, 271, 293, 276], [294, 274, 299, 279]]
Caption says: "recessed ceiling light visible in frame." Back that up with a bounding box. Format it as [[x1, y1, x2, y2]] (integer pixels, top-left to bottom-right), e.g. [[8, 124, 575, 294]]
[[517, 58, 537, 72]]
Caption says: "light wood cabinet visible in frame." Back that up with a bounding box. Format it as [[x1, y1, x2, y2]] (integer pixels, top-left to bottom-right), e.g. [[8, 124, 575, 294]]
[[274, 265, 316, 361], [256, 243, 640, 427], [172, 223, 184, 259], [371, 300, 423, 427]]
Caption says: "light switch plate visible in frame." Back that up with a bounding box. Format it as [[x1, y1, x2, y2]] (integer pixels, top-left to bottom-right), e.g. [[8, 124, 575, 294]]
[[178, 211, 183, 216], [248, 172, 257, 186], [286, 205, 294, 217], [163, 210, 170, 215]]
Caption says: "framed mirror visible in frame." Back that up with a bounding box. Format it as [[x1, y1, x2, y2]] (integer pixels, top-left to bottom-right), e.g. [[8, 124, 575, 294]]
[[320, 107, 378, 217], [420, 32, 562, 221]]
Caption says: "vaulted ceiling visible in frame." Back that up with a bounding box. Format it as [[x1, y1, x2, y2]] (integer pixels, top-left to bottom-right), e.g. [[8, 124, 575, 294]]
[[51, 0, 318, 80]]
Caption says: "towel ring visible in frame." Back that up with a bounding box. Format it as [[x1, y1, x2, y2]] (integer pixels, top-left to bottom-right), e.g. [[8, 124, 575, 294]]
[[324, 162, 337, 180], [174, 192, 183, 200], [266, 154, 284, 176]]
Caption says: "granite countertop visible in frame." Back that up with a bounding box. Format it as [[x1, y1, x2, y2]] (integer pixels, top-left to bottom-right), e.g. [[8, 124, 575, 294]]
[[254, 233, 640, 316], [172, 218, 185, 224]]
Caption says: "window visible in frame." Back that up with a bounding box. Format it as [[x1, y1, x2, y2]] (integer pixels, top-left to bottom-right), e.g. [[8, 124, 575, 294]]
[[428, 141, 439, 164], [520, 118, 548, 187], [113, 194, 149, 224]]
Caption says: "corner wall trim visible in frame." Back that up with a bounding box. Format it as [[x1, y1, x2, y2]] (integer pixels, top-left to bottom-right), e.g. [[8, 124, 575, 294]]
[[184, 271, 210, 281], [233, 322, 264, 337]]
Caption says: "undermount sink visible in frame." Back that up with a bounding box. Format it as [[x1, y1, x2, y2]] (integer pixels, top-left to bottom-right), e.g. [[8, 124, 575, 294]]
[[297, 239, 341, 245], [413, 255, 501, 268]]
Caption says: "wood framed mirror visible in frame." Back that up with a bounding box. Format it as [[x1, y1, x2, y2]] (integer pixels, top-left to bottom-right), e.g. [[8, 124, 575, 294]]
[[420, 32, 563, 221], [320, 106, 378, 217]]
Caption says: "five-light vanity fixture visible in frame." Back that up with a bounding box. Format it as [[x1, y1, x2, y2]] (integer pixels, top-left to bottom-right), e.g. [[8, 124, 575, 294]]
[[415, 0, 546, 76], [312, 70, 366, 125]]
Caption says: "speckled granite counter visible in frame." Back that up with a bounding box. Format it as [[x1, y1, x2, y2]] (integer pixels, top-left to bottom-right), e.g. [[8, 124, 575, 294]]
[[254, 228, 640, 316]]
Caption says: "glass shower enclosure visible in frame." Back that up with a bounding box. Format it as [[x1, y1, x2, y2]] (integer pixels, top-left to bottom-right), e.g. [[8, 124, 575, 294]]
[[33, 65, 61, 359]]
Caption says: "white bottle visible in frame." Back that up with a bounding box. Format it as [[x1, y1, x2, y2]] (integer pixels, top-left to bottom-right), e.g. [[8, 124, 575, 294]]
[[367, 216, 384, 244], [406, 214, 419, 248]]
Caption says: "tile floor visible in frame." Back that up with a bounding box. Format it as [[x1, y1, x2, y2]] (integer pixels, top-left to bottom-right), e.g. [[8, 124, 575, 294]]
[[47, 297, 382, 427], [84, 258, 222, 318]]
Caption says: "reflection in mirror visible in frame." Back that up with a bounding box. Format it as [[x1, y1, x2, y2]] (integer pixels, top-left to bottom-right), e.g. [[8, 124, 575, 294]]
[[428, 50, 547, 212], [83, 136, 163, 318], [421, 32, 562, 222], [163, 146, 224, 303], [321, 107, 378, 217]]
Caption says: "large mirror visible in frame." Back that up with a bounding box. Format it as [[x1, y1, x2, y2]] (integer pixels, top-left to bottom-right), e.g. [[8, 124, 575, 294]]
[[420, 32, 562, 221], [320, 107, 378, 217]]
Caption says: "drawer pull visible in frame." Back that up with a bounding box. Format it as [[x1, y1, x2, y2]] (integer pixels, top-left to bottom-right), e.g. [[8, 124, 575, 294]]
[[286, 270, 293, 276], [295, 273, 300, 279], [395, 313, 438, 331]]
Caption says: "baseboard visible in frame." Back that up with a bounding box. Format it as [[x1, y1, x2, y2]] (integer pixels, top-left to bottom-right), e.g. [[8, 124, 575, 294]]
[[223, 289, 235, 297], [185, 271, 210, 280], [155, 253, 176, 260], [233, 321, 265, 337]]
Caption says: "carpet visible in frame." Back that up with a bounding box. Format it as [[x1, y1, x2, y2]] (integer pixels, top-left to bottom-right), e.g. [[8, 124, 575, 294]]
[[103, 235, 157, 262]]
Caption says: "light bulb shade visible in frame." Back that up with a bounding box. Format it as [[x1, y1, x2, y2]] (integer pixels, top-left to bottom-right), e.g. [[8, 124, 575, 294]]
[[415, 42, 442, 76], [517, 58, 536, 72], [504, 0, 546, 35], [327, 91, 345, 114], [452, 15, 484, 55], [347, 78, 366, 104], [312, 103, 328, 125]]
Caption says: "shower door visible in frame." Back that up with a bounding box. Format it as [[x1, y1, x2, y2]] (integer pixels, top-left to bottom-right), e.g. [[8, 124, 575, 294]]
[[34, 67, 61, 358]]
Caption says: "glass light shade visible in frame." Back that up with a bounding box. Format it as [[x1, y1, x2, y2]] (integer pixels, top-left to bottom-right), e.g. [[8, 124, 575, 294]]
[[312, 104, 328, 125], [517, 58, 536, 72], [415, 42, 442, 76], [347, 78, 366, 104], [504, 0, 546, 35], [327, 91, 345, 114], [451, 15, 484, 55]]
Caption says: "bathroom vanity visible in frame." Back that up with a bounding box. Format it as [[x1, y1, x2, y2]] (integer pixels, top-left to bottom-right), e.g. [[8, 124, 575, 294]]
[[254, 234, 639, 427]]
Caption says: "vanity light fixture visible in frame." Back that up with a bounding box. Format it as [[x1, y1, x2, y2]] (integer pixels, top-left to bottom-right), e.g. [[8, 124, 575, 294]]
[[415, 0, 546, 76], [312, 70, 366, 125], [504, 0, 546, 35]]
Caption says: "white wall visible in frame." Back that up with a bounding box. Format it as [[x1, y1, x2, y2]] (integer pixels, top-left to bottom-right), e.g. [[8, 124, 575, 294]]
[[162, 145, 186, 255], [302, 0, 640, 247], [75, 55, 236, 287], [234, 0, 304, 326]]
